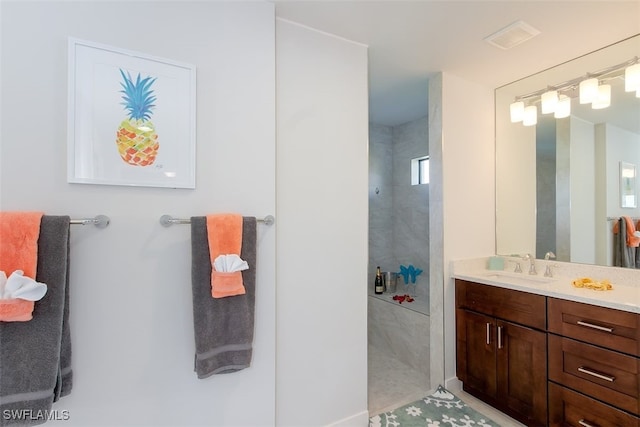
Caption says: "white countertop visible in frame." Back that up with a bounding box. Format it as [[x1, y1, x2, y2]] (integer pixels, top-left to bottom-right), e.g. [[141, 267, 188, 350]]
[[451, 257, 640, 314]]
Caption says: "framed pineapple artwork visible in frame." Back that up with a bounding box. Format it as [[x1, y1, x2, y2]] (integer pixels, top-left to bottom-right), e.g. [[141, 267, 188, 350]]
[[67, 38, 196, 188]]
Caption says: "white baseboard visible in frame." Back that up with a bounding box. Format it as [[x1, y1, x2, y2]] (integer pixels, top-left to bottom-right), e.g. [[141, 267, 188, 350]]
[[444, 376, 462, 392], [325, 410, 370, 427]]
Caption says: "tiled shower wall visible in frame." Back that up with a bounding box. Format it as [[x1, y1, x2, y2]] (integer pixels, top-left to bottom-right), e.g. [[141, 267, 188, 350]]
[[369, 117, 429, 303], [369, 123, 394, 282], [368, 116, 430, 381]]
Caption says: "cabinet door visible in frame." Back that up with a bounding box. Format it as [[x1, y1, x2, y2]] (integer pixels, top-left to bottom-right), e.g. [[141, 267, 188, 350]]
[[456, 309, 497, 399], [497, 320, 547, 427]]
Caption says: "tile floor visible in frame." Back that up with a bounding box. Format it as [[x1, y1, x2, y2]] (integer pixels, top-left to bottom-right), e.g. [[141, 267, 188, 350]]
[[368, 346, 525, 426], [367, 347, 430, 416]]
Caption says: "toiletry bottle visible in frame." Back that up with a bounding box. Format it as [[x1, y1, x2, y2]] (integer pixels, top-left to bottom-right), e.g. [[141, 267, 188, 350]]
[[374, 266, 384, 294]]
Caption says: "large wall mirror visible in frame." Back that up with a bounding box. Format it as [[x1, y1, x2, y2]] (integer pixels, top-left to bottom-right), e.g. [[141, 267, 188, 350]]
[[496, 34, 640, 266]]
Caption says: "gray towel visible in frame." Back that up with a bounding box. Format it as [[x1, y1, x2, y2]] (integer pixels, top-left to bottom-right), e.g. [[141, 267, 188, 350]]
[[191, 216, 256, 378], [0, 216, 72, 426], [613, 217, 637, 268]]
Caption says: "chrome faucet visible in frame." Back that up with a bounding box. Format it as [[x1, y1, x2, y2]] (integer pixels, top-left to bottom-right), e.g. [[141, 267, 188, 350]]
[[544, 251, 557, 277], [523, 254, 536, 275], [511, 261, 522, 273]]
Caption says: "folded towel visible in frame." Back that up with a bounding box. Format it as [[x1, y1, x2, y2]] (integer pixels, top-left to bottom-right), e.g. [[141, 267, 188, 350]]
[[0, 299, 35, 323], [191, 216, 257, 378], [0, 212, 43, 278], [0, 212, 44, 322], [206, 214, 246, 298], [398, 264, 423, 284], [0, 216, 72, 425]]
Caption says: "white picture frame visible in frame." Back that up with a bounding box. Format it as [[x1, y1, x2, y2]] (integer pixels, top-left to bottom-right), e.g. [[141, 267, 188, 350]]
[[620, 161, 637, 208], [67, 38, 196, 188]]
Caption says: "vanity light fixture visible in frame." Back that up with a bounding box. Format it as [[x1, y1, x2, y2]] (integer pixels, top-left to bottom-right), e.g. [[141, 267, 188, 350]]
[[554, 95, 571, 118], [510, 100, 525, 122], [625, 63, 640, 92], [592, 84, 611, 109], [509, 56, 639, 126], [522, 105, 537, 126], [579, 77, 599, 104], [541, 89, 558, 114]]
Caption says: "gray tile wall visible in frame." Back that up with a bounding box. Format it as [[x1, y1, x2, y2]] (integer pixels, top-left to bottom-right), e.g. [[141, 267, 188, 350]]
[[392, 118, 430, 303], [368, 117, 429, 303], [368, 117, 430, 381]]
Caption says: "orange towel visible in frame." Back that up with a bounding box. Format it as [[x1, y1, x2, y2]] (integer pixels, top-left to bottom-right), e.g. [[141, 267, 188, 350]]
[[0, 299, 34, 322], [206, 214, 245, 298], [612, 216, 640, 247], [0, 211, 43, 321]]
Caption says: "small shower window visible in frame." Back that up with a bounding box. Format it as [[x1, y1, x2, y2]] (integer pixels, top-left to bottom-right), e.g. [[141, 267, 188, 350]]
[[411, 156, 429, 185]]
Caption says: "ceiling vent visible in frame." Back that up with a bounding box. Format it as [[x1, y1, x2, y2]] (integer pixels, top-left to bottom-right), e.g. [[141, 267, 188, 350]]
[[484, 20, 540, 50]]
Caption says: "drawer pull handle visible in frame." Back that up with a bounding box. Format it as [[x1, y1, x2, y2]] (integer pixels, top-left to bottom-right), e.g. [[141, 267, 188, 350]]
[[486, 323, 491, 345], [578, 366, 616, 382], [577, 320, 614, 333], [497, 326, 503, 349], [578, 419, 598, 427]]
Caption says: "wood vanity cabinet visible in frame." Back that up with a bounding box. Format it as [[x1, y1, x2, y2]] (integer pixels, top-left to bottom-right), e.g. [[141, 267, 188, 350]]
[[547, 297, 640, 426], [455, 279, 548, 426], [456, 278, 640, 426]]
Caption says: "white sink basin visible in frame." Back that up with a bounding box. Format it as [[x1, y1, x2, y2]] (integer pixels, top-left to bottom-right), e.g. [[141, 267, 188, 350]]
[[481, 272, 554, 285]]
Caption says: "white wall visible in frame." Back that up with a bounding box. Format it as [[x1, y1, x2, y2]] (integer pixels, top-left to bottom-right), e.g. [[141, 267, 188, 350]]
[[597, 123, 640, 265], [439, 73, 495, 385], [601, 123, 640, 218], [495, 87, 537, 256], [1, 2, 276, 426], [275, 19, 369, 427]]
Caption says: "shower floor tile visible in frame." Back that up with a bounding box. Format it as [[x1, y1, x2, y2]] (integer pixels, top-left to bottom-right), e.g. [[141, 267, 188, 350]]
[[368, 346, 430, 416]]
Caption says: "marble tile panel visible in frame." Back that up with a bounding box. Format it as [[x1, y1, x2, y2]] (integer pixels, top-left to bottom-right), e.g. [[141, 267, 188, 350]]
[[368, 296, 430, 372], [428, 73, 445, 389], [368, 347, 431, 416]]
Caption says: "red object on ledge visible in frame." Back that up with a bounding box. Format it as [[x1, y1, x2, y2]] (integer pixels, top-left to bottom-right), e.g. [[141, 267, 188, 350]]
[[392, 294, 415, 304]]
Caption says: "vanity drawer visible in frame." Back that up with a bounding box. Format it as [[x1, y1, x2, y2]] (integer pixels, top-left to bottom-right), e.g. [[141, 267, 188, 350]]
[[549, 334, 639, 415], [549, 382, 640, 427], [455, 280, 546, 330], [548, 297, 640, 356]]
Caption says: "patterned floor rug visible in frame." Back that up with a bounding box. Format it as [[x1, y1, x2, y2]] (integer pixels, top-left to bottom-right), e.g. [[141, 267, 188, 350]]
[[369, 385, 500, 427]]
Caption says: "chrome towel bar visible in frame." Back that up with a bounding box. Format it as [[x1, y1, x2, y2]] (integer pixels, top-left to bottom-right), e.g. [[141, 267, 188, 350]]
[[70, 215, 110, 228], [160, 214, 275, 227]]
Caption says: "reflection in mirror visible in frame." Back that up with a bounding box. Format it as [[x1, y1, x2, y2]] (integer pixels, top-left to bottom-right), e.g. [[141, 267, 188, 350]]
[[496, 34, 640, 267]]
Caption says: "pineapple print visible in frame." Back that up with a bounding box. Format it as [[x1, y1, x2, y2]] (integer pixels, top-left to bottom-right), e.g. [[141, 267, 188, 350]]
[[115, 69, 159, 166]]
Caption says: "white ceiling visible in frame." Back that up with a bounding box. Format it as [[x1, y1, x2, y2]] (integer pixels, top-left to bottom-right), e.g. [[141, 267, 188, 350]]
[[274, 1, 640, 126]]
